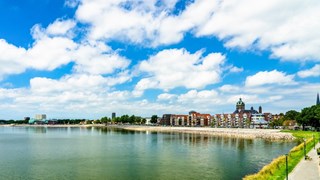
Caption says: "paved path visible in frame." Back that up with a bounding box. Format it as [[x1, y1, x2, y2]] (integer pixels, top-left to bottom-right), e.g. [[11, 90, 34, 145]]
[[288, 143, 320, 180]]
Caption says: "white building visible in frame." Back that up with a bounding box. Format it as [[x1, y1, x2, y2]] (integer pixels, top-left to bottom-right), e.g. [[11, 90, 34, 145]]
[[35, 114, 47, 120], [250, 114, 268, 128]]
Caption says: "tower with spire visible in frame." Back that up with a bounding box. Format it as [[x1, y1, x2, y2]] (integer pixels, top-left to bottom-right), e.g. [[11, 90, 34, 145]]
[[317, 93, 320, 105]]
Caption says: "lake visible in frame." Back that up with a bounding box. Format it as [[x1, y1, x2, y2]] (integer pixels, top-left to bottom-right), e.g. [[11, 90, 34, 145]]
[[0, 126, 297, 179]]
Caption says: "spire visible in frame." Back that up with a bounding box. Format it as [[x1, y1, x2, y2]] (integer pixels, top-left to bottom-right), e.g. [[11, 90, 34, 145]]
[[317, 93, 320, 105]]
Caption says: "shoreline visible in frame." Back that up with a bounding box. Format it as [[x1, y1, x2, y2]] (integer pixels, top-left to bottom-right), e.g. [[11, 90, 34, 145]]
[[0, 124, 106, 128], [115, 125, 295, 140], [0, 124, 294, 140]]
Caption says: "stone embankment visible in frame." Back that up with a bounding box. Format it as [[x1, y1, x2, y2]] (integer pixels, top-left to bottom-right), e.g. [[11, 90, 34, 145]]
[[117, 126, 294, 140]]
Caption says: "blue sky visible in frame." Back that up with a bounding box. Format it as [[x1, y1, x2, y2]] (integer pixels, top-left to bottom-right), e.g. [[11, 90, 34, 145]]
[[0, 0, 319, 119]]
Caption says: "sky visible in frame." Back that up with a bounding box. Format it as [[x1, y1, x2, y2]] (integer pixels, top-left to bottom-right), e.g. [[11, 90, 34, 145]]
[[0, 0, 320, 120]]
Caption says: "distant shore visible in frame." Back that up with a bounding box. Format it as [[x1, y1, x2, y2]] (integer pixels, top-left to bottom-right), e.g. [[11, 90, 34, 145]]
[[0, 124, 294, 140], [0, 124, 106, 128]]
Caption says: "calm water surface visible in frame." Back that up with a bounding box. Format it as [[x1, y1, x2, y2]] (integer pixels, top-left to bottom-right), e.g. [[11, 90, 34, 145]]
[[0, 127, 297, 180]]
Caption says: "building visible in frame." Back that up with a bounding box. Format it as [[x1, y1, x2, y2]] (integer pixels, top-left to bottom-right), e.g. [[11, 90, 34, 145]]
[[317, 93, 320, 105], [112, 112, 116, 119], [161, 114, 174, 125], [172, 114, 189, 126], [35, 114, 46, 120], [158, 98, 271, 128], [251, 114, 268, 128], [160, 112, 211, 127], [189, 111, 211, 126], [213, 98, 269, 128]]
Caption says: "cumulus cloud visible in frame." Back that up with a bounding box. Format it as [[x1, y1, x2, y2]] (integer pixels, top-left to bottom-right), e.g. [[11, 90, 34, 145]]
[[219, 85, 240, 92], [297, 64, 320, 78], [72, 41, 130, 74], [0, 18, 131, 83], [229, 66, 243, 73], [197, 0, 320, 61], [72, 0, 320, 61], [26, 37, 77, 71], [74, 0, 217, 46], [46, 19, 77, 37], [178, 89, 218, 103], [0, 21, 77, 77], [245, 70, 295, 87], [157, 93, 177, 101], [134, 48, 225, 95], [65, 0, 80, 8], [0, 40, 27, 80]]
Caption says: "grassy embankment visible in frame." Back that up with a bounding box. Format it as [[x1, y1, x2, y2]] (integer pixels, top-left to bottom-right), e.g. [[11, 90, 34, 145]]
[[243, 130, 319, 180]]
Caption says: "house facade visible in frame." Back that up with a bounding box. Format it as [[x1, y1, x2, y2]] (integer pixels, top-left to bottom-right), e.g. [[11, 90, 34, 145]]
[[160, 98, 270, 128]]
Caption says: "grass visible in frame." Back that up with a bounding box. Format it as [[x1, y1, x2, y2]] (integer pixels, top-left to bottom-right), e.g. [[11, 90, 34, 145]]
[[281, 130, 319, 139], [243, 130, 319, 180]]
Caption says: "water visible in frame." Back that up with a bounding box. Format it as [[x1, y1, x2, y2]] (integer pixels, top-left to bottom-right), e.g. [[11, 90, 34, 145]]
[[0, 126, 297, 180]]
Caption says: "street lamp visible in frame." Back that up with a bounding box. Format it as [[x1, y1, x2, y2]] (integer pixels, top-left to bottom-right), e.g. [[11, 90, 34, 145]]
[[313, 134, 315, 149], [285, 154, 288, 180], [304, 138, 306, 160]]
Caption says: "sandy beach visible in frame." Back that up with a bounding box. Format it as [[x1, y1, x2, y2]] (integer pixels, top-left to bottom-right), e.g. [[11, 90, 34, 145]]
[[0, 124, 294, 140]]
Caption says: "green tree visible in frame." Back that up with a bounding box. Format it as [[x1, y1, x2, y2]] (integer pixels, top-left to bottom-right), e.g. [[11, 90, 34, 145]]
[[141, 118, 146, 124], [101, 117, 110, 124], [298, 105, 320, 130], [284, 110, 300, 121], [151, 115, 158, 124], [135, 116, 142, 124]]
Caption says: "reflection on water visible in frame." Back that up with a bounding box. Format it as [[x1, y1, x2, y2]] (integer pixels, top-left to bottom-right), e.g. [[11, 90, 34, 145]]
[[0, 126, 298, 180]]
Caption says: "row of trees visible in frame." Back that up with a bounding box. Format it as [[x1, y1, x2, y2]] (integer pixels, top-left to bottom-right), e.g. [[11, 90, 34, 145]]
[[0, 119, 92, 125], [1, 114, 152, 125], [270, 105, 320, 130], [101, 115, 147, 124]]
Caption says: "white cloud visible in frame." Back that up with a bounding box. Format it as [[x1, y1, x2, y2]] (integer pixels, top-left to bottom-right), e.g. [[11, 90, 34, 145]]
[[72, 41, 130, 75], [46, 19, 77, 37], [134, 48, 225, 95], [229, 66, 243, 73], [0, 19, 131, 82], [297, 64, 320, 78], [0, 21, 78, 77], [73, 0, 320, 61], [245, 70, 295, 87], [178, 89, 218, 103], [157, 93, 177, 101], [75, 0, 217, 46], [0, 39, 27, 80], [219, 85, 240, 92], [29, 74, 108, 94], [26, 37, 77, 71], [197, 0, 320, 61], [65, 0, 80, 8]]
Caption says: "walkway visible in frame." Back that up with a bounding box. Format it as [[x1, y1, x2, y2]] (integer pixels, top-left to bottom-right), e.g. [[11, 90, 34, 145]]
[[288, 143, 320, 180]]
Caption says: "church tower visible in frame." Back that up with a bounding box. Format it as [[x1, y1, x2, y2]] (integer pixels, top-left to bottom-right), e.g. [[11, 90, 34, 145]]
[[317, 93, 320, 105], [236, 98, 245, 112]]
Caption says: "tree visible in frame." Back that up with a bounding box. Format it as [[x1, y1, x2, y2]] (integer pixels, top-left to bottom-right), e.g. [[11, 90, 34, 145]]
[[141, 118, 146, 124], [284, 110, 300, 121], [101, 117, 111, 124], [135, 116, 142, 124], [298, 105, 320, 130], [151, 115, 158, 124], [128, 115, 135, 124]]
